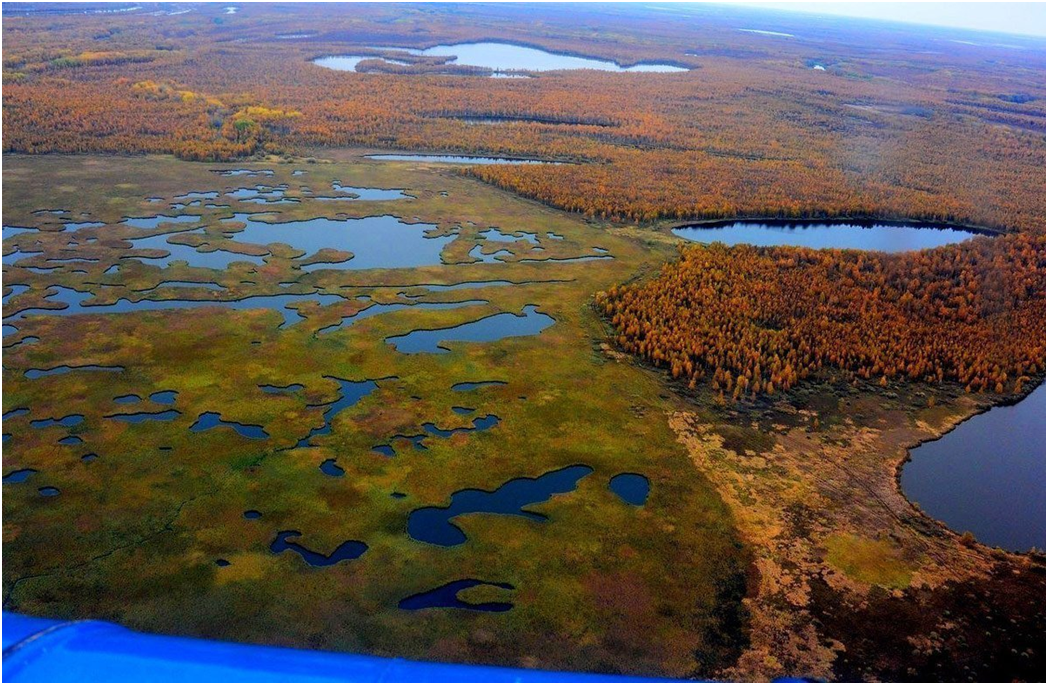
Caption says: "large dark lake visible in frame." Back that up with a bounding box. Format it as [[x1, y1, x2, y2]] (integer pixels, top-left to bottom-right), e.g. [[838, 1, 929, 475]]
[[901, 384, 1046, 552]]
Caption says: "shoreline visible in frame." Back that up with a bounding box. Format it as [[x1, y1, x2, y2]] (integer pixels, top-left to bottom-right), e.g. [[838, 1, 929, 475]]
[[892, 378, 1047, 556], [668, 215, 1007, 237]]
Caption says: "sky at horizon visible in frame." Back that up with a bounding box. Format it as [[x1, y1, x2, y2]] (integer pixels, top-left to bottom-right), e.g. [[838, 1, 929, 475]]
[[719, 2, 1047, 38]]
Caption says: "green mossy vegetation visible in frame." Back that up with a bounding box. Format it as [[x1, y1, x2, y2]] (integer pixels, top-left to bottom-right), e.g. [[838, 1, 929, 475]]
[[2, 153, 749, 678], [824, 533, 917, 589]]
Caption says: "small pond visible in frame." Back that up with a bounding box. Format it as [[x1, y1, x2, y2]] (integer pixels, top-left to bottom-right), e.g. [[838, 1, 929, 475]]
[[270, 530, 368, 566], [324, 182, 411, 201], [30, 414, 84, 429], [190, 412, 269, 440], [319, 458, 345, 477], [399, 579, 515, 612], [452, 380, 507, 392], [408, 464, 593, 546], [901, 384, 1046, 552], [260, 383, 304, 394], [386, 304, 555, 354], [106, 410, 181, 424], [609, 473, 650, 506], [25, 364, 124, 379], [317, 299, 486, 335], [672, 220, 984, 252], [422, 414, 500, 437], [3, 468, 38, 484]]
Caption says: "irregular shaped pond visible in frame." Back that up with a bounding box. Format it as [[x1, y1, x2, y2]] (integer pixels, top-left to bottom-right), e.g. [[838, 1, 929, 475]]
[[383, 434, 428, 455], [25, 365, 124, 379], [174, 191, 220, 201], [319, 458, 345, 477], [478, 228, 539, 244], [121, 214, 203, 230], [225, 185, 295, 205], [3, 246, 44, 266], [4, 286, 343, 330], [4, 408, 30, 420], [150, 391, 178, 405], [418, 279, 570, 292], [386, 305, 555, 354], [270, 530, 367, 566], [901, 384, 1046, 552], [190, 412, 269, 440], [407, 464, 593, 546], [38, 486, 60, 497], [325, 181, 410, 201], [106, 410, 181, 424], [609, 473, 650, 506], [3, 226, 39, 239], [126, 228, 267, 270], [30, 414, 84, 429], [3, 469, 38, 484], [215, 213, 454, 271], [322, 42, 687, 73], [422, 414, 500, 437], [399, 579, 515, 612], [63, 221, 105, 231], [260, 383, 304, 394], [3, 284, 30, 305], [452, 380, 507, 392], [468, 245, 513, 263], [4, 335, 39, 349], [296, 378, 380, 447], [672, 220, 984, 252], [317, 299, 487, 335]]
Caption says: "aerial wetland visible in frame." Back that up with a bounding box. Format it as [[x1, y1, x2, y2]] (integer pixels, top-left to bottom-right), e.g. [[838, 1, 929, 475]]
[[1, 4, 1045, 681], [2, 151, 1044, 680], [4, 152, 741, 678]]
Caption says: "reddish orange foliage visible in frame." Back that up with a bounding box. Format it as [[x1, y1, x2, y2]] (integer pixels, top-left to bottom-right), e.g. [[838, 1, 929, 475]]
[[597, 234, 1046, 399]]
